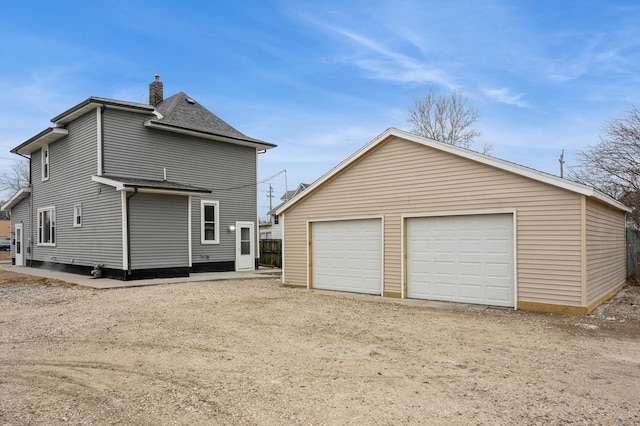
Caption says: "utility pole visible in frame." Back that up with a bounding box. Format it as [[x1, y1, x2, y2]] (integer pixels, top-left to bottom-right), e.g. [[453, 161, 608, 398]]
[[559, 149, 565, 178], [267, 184, 274, 212]]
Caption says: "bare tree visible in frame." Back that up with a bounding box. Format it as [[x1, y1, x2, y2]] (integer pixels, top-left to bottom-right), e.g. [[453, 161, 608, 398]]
[[408, 87, 487, 152], [0, 159, 29, 196], [568, 106, 640, 227]]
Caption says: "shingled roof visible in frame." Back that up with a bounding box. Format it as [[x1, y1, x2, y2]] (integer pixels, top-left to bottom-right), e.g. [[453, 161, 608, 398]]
[[146, 92, 275, 149], [11, 78, 276, 155]]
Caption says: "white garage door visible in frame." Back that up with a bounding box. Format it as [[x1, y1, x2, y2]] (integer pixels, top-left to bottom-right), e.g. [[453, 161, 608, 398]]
[[311, 219, 382, 295], [407, 214, 514, 307]]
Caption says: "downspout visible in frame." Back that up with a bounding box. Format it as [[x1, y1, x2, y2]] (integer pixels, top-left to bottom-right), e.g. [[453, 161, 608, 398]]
[[125, 187, 139, 275], [97, 106, 105, 176], [16, 152, 32, 266]]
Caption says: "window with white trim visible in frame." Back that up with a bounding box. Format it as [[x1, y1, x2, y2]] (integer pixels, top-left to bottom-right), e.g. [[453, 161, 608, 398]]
[[200, 200, 219, 244], [73, 204, 82, 227], [38, 206, 56, 245], [42, 145, 50, 181]]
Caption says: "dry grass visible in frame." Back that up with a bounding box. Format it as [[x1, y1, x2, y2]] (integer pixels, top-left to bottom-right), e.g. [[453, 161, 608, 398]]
[[0, 270, 79, 288]]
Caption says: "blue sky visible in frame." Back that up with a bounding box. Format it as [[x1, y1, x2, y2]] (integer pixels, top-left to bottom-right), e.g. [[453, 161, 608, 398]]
[[1, 1, 639, 216]]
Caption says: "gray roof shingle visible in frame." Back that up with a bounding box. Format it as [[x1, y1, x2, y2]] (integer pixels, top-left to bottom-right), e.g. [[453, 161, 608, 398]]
[[150, 92, 275, 147]]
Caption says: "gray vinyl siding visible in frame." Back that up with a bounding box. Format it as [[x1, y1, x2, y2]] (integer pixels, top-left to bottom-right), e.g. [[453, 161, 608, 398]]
[[129, 193, 188, 269], [102, 109, 258, 265], [10, 198, 30, 260], [30, 110, 124, 270], [585, 198, 627, 304]]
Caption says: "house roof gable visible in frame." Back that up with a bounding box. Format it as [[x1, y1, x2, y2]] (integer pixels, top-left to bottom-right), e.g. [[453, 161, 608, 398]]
[[145, 92, 276, 150], [277, 127, 631, 215], [11, 93, 276, 155], [1, 187, 31, 211]]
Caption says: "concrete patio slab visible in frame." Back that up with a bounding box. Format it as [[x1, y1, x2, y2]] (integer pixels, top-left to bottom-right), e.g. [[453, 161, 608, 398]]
[[0, 264, 281, 289]]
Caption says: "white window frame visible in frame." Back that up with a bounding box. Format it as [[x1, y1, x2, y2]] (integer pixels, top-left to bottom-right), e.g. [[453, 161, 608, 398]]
[[41, 145, 50, 181], [200, 200, 220, 244], [37, 206, 56, 246], [73, 204, 82, 228]]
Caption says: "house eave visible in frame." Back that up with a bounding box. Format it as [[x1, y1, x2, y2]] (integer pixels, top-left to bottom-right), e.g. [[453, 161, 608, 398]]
[[1, 187, 31, 211], [91, 175, 212, 196], [52, 97, 156, 125], [144, 120, 277, 150], [277, 127, 631, 215], [11, 127, 69, 156]]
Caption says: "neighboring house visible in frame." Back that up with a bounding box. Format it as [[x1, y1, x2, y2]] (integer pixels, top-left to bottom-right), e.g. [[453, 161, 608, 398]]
[[0, 220, 9, 239], [1, 75, 276, 279], [277, 128, 630, 315], [259, 183, 308, 240]]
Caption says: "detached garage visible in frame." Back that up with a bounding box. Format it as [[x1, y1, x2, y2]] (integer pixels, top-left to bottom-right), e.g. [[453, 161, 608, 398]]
[[277, 128, 631, 315]]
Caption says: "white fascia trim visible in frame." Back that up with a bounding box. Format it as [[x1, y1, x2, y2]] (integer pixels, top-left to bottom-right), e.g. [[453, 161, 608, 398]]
[[144, 120, 275, 150], [53, 102, 103, 125], [2, 187, 31, 211], [277, 127, 631, 214], [92, 175, 125, 190], [122, 187, 209, 196], [14, 127, 69, 156]]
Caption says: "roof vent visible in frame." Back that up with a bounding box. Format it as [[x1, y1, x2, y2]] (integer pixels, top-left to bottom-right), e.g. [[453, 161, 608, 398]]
[[185, 97, 195, 104]]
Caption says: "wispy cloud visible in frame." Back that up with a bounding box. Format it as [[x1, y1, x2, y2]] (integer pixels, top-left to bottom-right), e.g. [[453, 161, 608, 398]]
[[315, 23, 456, 88], [482, 87, 529, 107]]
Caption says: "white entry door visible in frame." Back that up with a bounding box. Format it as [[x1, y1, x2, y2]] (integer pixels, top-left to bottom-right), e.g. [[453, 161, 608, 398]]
[[14, 223, 23, 266], [235, 221, 255, 271]]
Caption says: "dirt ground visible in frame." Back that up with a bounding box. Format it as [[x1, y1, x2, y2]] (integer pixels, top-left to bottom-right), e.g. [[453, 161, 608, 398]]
[[0, 270, 639, 425]]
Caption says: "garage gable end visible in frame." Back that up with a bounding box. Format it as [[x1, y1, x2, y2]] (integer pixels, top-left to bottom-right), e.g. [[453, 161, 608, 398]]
[[278, 128, 630, 216]]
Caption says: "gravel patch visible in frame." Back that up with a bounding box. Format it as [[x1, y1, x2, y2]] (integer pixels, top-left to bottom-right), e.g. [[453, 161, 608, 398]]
[[1, 274, 639, 425]]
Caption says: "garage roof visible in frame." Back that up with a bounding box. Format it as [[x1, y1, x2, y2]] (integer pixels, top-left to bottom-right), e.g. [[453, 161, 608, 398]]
[[277, 128, 631, 215]]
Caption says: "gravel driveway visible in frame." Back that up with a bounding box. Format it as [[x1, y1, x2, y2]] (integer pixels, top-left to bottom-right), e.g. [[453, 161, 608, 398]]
[[1, 272, 639, 425]]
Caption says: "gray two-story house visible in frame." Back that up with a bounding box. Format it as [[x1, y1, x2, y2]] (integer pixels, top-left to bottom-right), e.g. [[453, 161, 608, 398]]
[[2, 76, 276, 280]]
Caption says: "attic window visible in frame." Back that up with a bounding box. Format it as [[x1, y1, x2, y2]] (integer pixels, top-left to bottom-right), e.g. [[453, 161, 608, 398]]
[[185, 97, 195, 104]]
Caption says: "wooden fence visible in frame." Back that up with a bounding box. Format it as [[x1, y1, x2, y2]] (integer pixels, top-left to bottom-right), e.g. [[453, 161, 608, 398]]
[[259, 239, 282, 268], [628, 228, 640, 280]]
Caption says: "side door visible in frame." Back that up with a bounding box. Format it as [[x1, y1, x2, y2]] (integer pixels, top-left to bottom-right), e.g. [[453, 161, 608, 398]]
[[235, 221, 255, 271], [14, 223, 23, 266]]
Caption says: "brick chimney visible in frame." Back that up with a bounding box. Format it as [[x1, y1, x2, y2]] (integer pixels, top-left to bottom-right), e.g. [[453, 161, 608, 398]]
[[149, 74, 163, 106]]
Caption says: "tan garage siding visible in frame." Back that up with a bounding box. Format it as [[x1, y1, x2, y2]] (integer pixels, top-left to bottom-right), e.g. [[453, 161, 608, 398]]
[[283, 136, 585, 306], [585, 199, 627, 305]]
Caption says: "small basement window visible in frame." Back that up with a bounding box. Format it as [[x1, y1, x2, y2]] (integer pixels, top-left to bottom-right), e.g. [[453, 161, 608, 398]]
[[73, 204, 82, 227]]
